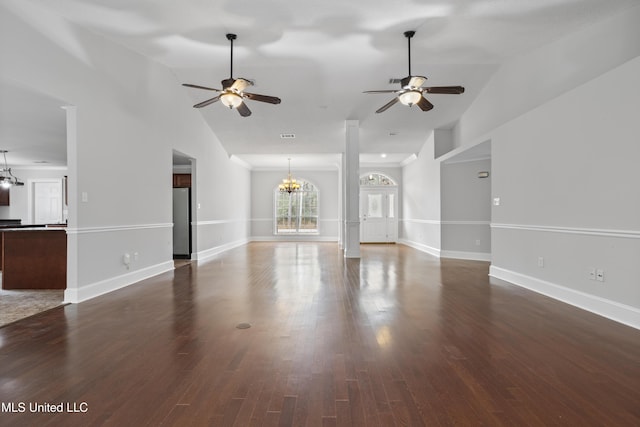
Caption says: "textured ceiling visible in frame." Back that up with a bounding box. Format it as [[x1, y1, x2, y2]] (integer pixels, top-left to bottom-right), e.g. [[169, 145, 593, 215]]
[[2, 0, 638, 168]]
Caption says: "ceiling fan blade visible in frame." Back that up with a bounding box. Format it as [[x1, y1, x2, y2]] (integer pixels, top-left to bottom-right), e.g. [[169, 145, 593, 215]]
[[416, 96, 434, 111], [401, 76, 427, 88], [375, 97, 399, 113], [193, 96, 220, 108], [243, 92, 281, 104], [424, 86, 465, 94], [232, 78, 253, 92], [183, 83, 221, 92], [237, 102, 252, 117], [363, 90, 399, 94]]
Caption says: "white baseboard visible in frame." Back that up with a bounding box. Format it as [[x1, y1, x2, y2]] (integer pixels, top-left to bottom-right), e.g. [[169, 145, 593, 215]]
[[490, 266, 640, 330], [64, 239, 250, 304], [195, 238, 249, 262], [398, 239, 441, 258], [441, 250, 491, 262], [64, 261, 174, 304], [250, 236, 338, 242]]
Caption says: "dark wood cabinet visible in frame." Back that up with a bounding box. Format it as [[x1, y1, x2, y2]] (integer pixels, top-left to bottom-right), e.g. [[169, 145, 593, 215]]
[[173, 174, 191, 188], [0, 187, 9, 206], [1, 229, 67, 289]]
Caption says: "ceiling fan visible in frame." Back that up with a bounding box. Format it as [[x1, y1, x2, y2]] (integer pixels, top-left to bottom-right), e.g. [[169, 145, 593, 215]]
[[364, 30, 465, 113], [182, 33, 281, 117]]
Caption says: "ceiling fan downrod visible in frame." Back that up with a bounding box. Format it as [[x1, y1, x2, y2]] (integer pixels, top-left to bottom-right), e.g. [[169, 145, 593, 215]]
[[226, 33, 237, 79], [404, 30, 415, 77]]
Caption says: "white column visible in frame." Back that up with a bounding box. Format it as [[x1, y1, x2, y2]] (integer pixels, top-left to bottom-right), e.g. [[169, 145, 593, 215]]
[[338, 153, 344, 250], [63, 105, 79, 303], [344, 120, 360, 258]]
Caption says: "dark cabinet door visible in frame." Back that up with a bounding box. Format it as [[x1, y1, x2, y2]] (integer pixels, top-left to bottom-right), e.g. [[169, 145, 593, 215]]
[[173, 174, 191, 188], [0, 187, 9, 206]]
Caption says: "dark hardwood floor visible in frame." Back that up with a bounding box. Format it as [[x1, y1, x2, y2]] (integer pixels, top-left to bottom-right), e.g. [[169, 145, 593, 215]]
[[1, 242, 639, 426]]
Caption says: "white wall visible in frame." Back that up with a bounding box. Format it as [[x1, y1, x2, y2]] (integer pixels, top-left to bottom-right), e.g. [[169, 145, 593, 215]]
[[453, 6, 640, 149], [449, 5, 640, 328], [250, 169, 339, 240], [489, 56, 640, 327], [400, 132, 441, 256], [441, 159, 491, 260], [1, 2, 251, 302]]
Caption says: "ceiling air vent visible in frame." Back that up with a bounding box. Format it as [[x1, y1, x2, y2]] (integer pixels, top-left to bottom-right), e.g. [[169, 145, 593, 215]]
[[280, 133, 296, 139]]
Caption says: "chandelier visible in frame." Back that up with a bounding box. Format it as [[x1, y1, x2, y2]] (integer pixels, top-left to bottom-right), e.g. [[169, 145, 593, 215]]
[[278, 158, 300, 193], [0, 150, 24, 188]]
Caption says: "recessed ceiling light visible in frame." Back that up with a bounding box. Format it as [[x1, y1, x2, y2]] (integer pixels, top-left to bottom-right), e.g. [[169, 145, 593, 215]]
[[381, 153, 387, 158], [280, 133, 295, 139]]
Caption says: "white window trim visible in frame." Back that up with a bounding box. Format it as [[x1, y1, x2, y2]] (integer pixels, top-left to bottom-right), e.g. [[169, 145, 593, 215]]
[[273, 179, 320, 235]]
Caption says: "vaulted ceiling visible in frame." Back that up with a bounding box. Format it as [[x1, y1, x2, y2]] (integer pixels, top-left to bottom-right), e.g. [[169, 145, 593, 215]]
[[2, 0, 637, 168]]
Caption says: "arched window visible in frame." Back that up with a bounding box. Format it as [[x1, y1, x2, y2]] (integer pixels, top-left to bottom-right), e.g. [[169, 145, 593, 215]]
[[274, 180, 319, 234], [360, 173, 396, 186]]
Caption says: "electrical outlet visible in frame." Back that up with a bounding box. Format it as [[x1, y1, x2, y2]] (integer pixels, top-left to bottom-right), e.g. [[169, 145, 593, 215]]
[[493, 197, 501, 206], [596, 269, 605, 282], [475, 239, 481, 246], [538, 257, 544, 268]]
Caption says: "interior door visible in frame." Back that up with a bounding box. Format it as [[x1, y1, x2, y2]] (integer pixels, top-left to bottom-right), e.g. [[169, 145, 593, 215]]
[[34, 180, 63, 224], [360, 187, 398, 243]]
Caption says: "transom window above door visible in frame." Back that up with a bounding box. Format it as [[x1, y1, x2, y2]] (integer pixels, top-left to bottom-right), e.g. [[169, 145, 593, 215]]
[[360, 173, 396, 186]]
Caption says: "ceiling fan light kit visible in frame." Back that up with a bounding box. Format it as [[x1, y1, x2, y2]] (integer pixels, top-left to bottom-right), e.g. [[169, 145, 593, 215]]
[[398, 90, 422, 106], [182, 33, 281, 117], [364, 30, 465, 113], [220, 92, 243, 109]]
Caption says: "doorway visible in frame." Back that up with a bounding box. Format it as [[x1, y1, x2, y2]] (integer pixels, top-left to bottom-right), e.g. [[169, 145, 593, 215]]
[[359, 173, 398, 243], [172, 151, 194, 262], [172, 186, 191, 259], [30, 179, 64, 224]]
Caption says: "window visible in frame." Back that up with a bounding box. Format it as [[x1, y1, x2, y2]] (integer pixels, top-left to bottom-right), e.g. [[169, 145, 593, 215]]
[[274, 180, 319, 234], [360, 173, 396, 186]]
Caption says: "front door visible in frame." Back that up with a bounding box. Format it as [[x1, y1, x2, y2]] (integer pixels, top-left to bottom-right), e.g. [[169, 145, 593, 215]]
[[360, 187, 398, 243]]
